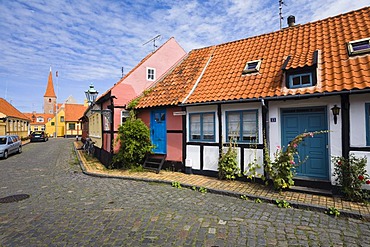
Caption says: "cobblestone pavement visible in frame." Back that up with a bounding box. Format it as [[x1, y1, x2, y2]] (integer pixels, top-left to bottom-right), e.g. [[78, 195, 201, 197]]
[[1, 139, 370, 246]]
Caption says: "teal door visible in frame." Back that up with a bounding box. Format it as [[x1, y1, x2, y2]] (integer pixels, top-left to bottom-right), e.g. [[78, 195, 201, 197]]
[[281, 107, 329, 180], [150, 110, 166, 154]]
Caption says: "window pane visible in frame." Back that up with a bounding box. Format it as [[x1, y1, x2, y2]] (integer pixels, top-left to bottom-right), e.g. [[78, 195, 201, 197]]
[[190, 114, 200, 140], [227, 112, 240, 138], [301, 75, 311, 85], [203, 113, 214, 139], [352, 40, 370, 51], [292, 76, 300, 85]]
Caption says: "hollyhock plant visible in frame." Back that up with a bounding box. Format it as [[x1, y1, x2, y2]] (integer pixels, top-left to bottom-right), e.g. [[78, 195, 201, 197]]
[[332, 154, 370, 202], [265, 130, 329, 190]]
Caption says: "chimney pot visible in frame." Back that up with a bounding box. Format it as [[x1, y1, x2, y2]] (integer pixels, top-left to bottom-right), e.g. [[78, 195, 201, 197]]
[[287, 15, 295, 27]]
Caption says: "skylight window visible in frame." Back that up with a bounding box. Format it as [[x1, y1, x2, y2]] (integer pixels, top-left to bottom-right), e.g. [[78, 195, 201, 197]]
[[348, 38, 370, 55], [243, 60, 261, 74]]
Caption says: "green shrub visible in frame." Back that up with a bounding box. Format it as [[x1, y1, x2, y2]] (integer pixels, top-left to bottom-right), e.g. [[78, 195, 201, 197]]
[[218, 141, 240, 180], [332, 154, 369, 202], [112, 112, 153, 169]]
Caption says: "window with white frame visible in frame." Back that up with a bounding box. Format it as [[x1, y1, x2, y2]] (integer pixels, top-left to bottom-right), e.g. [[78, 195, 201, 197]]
[[34, 127, 39, 131], [69, 123, 76, 130], [242, 60, 261, 74], [36, 117, 44, 122], [147, 67, 156, 81], [121, 110, 130, 125], [348, 37, 370, 56], [189, 112, 215, 142], [366, 103, 370, 146], [226, 110, 258, 142]]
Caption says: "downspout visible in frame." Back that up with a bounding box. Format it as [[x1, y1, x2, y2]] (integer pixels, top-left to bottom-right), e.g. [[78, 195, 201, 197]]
[[260, 98, 269, 179], [110, 96, 116, 159]]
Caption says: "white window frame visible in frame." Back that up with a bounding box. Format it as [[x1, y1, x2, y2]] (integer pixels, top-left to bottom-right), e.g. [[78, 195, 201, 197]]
[[348, 37, 370, 56], [121, 110, 130, 125], [146, 67, 156, 81], [242, 60, 261, 74], [36, 117, 44, 123]]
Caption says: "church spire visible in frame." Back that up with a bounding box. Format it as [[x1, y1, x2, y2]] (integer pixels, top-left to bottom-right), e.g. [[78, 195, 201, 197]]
[[44, 67, 56, 98]]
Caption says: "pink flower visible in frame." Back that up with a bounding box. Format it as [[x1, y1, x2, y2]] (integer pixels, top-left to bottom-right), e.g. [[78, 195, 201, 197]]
[[290, 160, 295, 165], [358, 175, 364, 181], [276, 145, 281, 150], [293, 143, 298, 148], [309, 132, 314, 137], [337, 160, 342, 166], [366, 180, 370, 185]]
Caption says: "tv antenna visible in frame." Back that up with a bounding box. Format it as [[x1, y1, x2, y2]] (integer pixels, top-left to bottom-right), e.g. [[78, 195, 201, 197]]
[[143, 34, 161, 52], [279, 0, 286, 29]]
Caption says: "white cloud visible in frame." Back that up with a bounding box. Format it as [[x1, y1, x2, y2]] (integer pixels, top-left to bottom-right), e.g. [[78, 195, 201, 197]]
[[0, 0, 368, 112]]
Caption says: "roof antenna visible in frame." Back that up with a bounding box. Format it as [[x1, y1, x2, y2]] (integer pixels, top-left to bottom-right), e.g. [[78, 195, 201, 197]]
[[279, 0, 286, 29], [121, 66, 124, 78], [143, 34, 161, 52]]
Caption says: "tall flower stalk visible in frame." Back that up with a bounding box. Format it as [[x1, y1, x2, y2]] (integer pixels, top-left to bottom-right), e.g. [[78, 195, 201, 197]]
[[265, 130, 328, 190]]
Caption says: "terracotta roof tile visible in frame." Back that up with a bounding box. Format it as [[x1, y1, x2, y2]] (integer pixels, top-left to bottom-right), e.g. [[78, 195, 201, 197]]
[[64, 104, 87, 122], [23, 113, 54, 124], [0, 98, 29, 120], [137, 7, 370, 107]]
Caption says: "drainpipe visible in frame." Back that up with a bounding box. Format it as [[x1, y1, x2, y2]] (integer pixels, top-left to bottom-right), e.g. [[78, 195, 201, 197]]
[[260, 98, 269, 179]]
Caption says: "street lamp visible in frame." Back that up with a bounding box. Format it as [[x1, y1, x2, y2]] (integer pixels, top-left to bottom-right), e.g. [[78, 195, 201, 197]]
[[84, 84, 112, 124], [85, 83, 99, 105]]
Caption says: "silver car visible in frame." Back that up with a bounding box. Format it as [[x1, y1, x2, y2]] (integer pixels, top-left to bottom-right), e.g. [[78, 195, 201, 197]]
[[0, 135, 22, 159]]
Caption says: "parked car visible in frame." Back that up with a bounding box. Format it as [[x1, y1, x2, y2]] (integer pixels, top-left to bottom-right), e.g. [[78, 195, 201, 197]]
[[0, 135, 22, 159], [30, 131, 48, 142]]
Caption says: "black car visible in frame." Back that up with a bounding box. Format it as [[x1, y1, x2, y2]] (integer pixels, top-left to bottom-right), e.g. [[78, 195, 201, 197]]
[[30, 131, 48, 142]]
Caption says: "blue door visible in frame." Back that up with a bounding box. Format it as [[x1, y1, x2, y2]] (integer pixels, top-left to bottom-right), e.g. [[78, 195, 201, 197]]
[[150, 110, 166, 154], [281, 107, 329, 180]]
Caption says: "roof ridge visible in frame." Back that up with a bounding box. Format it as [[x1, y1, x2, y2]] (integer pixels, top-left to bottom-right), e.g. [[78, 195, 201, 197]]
[[191, 6, 370, 52]]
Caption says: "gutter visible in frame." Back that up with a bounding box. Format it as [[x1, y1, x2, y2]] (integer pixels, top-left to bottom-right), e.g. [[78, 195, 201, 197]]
[[180, 89, 370, 107]]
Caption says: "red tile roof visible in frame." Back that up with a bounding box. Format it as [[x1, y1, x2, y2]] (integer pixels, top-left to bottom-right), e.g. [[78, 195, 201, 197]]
[[64, 104, 87, 121], [44, 70, 56, 98], [137, 7, 370, 108], [0, 98, 29, 120], [23, 113, 54, 124]]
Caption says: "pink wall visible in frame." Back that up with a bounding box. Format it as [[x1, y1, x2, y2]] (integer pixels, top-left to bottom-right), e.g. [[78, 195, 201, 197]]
[[137, 107, 183, 162]]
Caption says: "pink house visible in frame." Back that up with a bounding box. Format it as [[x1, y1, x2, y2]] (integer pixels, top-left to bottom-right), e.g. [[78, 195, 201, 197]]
[[94, 37, 186, 166]]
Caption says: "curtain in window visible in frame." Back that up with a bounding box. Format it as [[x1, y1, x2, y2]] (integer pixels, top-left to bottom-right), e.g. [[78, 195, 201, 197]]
[[203, 113, 214, 140], [190, 114, 201, 139]]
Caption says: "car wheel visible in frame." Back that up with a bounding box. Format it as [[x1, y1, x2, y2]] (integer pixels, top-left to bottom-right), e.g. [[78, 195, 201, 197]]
[[4, 150, 8, 159], [18, 146, 22, 154]]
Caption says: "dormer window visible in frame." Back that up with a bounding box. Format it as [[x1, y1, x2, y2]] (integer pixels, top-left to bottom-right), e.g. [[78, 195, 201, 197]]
[[348, 38, 370, 56], [36, 117, 44, 122], [242, 60, 261, 74], [289, 73, 313, 88], [147, 67, 156, 81]]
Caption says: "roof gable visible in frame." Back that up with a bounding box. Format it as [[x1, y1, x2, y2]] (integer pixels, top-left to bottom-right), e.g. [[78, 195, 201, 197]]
[[0, 98, 29, 120]]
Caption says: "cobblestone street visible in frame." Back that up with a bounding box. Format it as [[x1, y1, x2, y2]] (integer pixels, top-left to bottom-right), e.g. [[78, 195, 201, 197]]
[[1, 138, 370, 246]]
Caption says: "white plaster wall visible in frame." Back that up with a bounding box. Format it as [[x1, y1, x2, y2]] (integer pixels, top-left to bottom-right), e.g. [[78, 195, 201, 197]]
[[186, 145, 200, 170], [350, 151, 370, 190], [268, 96, 341, 184], [221, 102, 263, 144], [203, 146, 219, 171], [244, 148, 264, 175], [350, 94, 370, 147], [187, 105, 219, 143]]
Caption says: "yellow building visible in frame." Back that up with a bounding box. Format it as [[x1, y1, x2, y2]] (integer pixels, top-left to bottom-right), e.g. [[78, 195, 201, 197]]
[[0, 98, 30, 138]]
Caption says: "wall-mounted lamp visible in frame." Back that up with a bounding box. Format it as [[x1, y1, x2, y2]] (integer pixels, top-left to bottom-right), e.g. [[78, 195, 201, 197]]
[[331, 104, 340, 124]]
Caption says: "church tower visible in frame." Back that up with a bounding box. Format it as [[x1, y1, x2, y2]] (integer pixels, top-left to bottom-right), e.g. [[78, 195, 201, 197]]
[[43, 67, 57, 114]]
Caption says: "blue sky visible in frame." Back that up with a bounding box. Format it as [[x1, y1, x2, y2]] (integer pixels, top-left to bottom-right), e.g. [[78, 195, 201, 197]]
[[0, 0, 369, 113]]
